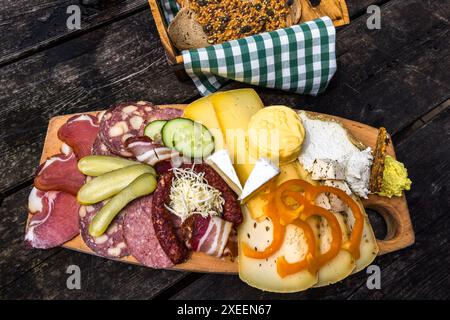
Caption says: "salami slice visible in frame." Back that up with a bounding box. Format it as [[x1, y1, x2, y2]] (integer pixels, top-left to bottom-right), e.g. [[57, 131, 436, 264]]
[[123, 195, 174, 268], [79, 202, 129, 259], [151, 172, 189, 264], [147, 107, 183, 122], [91, 135, 113, 156], [98, 101, 155, 157]]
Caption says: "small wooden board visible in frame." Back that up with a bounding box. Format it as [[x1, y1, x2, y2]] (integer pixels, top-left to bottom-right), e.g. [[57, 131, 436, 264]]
[[28, 105, 415, 274]]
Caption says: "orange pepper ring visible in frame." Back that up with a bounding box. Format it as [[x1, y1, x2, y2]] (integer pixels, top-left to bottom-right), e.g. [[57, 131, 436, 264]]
[[241, 200, 286, 259], [301, 204, 343, 267], [276, 219, 317, 278], [312, 186, 364, 260], [275, 180, 314, 225]]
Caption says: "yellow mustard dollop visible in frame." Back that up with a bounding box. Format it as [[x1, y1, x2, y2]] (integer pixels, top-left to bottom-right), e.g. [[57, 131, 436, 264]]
[[377, 155, 412, 198], [247, 106, 305, 164]]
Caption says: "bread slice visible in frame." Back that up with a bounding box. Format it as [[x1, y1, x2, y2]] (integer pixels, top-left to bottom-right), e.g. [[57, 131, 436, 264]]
[[167, 8, 209, 50], [288, 0, 302, 25]]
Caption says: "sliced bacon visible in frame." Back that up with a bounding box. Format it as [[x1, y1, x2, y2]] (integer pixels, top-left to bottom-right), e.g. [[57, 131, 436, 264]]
[[25, 190, 80, 249], [125, 136, 180, 166], [184, 215, 233, 257], [34, 153, 85, 195], [58, 114, 99, 159]]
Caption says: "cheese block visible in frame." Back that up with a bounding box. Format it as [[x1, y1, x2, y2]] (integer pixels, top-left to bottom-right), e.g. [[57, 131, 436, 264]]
[[238, 207, 318, 293], [211, 89, 264, 184], [206, 149, 242, 196], [183, 95, 225, 150], [239, 157, 280, 203]]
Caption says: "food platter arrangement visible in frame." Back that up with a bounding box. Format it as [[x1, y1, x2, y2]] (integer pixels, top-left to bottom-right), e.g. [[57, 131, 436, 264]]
[[25, 89, 414, 292]]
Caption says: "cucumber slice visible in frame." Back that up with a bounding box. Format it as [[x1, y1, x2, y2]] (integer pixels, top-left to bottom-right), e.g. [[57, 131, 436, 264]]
[[172, 121, 215, 158], [144, 120, 167, 141], [161, 118, 195, 148]]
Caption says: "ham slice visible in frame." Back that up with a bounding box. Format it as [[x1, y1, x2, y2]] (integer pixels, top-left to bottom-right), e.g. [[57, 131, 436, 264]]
[[125, 136, 180, 166], [34, 152, 85, 195], [186, 215, 233, 258], [58, 114, 99, 159], [25, 189, 80, 249]]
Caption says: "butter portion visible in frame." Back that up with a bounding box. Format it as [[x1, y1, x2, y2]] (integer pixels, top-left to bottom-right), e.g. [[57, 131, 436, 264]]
[[248, 106, 305, 165]]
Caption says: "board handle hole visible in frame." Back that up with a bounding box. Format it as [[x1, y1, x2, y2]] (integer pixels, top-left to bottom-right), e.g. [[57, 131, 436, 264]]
[[364, 203, 400, 242], [365, 208, 388, 240]]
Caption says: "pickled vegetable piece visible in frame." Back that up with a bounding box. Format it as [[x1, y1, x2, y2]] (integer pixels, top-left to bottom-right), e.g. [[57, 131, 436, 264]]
[[78, 155, 139, 176], [89, 173, 157, 237], [77, 164, 156, 204]]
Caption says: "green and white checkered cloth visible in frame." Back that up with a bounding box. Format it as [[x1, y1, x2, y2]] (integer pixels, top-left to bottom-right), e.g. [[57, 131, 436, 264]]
[[160, 1, 336, 96]]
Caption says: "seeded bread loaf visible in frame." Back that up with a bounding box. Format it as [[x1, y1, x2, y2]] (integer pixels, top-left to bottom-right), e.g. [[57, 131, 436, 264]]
[[169, 0, 302, 50]]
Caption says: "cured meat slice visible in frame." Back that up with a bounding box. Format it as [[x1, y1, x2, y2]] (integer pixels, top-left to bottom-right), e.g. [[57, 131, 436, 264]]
[[123, 195, 173, 268], [58, 114, 99, 159], [151, 172, 189, 264], [184, 215, 233, 257], [34, 152, 85, 195], [28, 187, 47, 214], [79, 201, 129, 259], [125, 136, 180, 166], [25, 190, 80, 249], [98, 101, 155, 157], [91, 135, 113, 156], [147, 107, 183, 122], [154, 160, 173, 175]]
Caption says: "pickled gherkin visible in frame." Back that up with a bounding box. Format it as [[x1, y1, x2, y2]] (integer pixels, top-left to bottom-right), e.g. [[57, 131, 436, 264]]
[[89, 173, 157, 237], [77, 164, 156, 204], [78, 155, 139, 176]]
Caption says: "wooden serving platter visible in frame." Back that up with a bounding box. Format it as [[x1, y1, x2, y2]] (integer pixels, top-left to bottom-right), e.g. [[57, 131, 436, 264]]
[[28, 105, 415, 274]]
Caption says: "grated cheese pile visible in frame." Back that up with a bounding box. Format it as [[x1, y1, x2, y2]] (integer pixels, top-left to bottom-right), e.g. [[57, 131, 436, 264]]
[[165, 166, 224, 222]]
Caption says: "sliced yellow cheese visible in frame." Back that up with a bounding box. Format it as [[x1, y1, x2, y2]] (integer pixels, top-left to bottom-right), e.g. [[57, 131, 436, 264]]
[[350, 199, 379, 273], [238, 207, 318, 293], [183, 95, 225, 150], [313, 213, 356, 287], [211, 89, 264, 184]]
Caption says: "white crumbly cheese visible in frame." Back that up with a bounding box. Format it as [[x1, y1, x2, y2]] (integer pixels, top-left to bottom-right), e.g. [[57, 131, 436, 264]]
[[311, 159, 345, 180], [239, 157, 280, 202], [206, 149, 242, 194], [165, 166, 224, 222], [298, 111, 373, 198], [342, 147, 373, 198]]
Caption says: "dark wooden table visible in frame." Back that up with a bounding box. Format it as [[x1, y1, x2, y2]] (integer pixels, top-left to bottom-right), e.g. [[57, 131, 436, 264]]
[[0, 0, 449, 300]]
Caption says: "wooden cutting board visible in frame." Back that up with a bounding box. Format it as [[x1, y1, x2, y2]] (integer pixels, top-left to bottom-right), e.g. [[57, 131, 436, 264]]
[[28, 105, 415, 274]]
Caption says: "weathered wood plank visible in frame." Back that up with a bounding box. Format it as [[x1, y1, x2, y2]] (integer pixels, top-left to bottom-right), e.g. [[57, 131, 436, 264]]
[[0, 0, 148, 66], [0, 186, 190, 299], [0, 0, 382, 67], [0, 9, 198, 195], [0, 249, 190, 299], [254, 0, 450, 133], [170, 104, 450, 300], [0, 187, 62, 289]]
